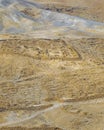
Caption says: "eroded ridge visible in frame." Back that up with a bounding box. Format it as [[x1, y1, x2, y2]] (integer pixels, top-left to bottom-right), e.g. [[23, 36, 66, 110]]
[[0, 39, 81, 60]]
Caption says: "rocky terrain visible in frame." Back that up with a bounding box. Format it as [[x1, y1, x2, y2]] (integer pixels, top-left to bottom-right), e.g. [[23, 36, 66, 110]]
[[0, 0, 104, 130]]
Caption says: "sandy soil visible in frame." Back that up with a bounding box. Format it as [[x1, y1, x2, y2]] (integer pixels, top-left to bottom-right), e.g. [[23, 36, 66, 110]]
[[0, 0, 104, 130], [0, 38, 104, 130]]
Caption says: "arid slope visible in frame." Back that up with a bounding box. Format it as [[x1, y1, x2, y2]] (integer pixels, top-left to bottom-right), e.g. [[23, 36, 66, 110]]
[[0, 0, 104, 130]]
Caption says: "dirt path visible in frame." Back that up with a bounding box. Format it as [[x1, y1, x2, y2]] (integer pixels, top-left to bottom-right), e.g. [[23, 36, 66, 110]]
[[0, 96, 104, 127]]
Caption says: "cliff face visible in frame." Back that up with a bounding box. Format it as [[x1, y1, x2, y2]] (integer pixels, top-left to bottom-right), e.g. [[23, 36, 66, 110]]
[[0, 0, 104, 130]]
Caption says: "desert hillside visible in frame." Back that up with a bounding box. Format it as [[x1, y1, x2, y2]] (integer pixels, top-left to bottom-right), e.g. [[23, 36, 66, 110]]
[[0, 0, 104, 130]]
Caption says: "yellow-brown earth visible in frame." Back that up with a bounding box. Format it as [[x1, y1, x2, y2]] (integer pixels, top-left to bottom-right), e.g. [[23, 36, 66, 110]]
[[0, 38, 104, 130], [0, 0, 104, 130]]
